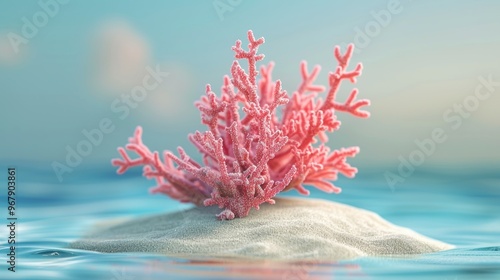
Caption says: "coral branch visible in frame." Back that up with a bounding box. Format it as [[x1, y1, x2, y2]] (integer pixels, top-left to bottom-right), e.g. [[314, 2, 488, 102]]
[[112, 126, 211, 205], [320, 44, 370, 118], [231, 30, 265, 86], [112, 31, 370, 219], [331, 88, 370, 118]]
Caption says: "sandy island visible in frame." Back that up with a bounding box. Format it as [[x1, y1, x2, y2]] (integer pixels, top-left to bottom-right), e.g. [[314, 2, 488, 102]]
[[70, 197, 453, 261]]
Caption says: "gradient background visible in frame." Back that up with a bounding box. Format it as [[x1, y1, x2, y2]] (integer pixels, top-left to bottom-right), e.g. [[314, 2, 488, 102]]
[[1, 0, 499, 187]]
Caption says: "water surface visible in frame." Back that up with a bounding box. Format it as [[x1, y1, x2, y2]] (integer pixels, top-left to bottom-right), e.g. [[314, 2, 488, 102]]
[[3, 166, 499, 279]]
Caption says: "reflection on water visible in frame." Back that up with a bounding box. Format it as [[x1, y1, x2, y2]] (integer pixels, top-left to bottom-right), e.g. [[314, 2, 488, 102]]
[[17, 246, 364, 280], [146, 259, 362, 280]]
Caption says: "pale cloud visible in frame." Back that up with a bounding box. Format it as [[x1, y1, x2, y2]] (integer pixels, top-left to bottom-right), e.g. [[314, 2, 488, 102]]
[[90, 20, 150, 93], [88, 20, 195, 123], [0, 31, 25, 65]]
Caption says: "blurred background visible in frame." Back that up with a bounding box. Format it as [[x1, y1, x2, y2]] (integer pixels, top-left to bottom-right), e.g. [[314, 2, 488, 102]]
[[1, 2, 499, 279], [1, 0, 499, 186]]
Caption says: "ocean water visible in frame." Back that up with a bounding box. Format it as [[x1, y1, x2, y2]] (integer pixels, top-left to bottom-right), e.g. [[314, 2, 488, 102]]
[[2, 165, 499, 280]]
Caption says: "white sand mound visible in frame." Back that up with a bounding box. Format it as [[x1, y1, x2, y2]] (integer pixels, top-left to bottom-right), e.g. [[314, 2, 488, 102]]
[[70, 198, 453, 261]]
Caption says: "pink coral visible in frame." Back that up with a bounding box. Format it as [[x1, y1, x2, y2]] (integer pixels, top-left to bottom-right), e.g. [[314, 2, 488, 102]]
[[112, 30, 370, 220]]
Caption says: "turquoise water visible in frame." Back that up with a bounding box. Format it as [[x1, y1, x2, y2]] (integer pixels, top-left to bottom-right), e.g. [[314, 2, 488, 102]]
[[2, 166, 499, 280]]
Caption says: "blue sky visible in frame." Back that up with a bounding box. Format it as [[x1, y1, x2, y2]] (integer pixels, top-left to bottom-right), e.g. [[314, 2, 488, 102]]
[[1, 0, 499, 182]]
